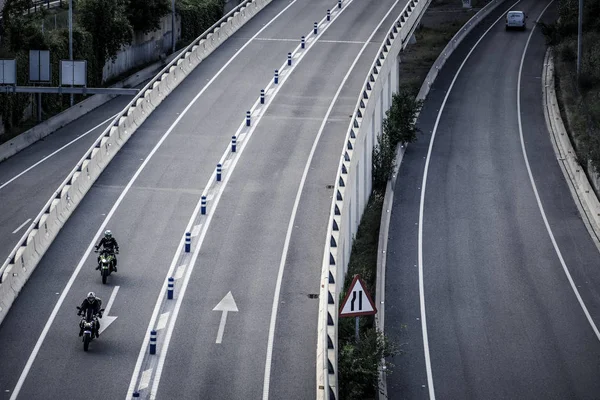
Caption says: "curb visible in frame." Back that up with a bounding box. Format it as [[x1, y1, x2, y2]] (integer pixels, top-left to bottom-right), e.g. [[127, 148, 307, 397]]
[[375, 0, 507, 397], [542, 48, 600, 251]]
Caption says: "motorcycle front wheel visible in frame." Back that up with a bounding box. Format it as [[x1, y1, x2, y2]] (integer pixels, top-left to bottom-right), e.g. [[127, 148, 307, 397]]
[[83, 333, 91, 351], [101, 269, 108, 284]]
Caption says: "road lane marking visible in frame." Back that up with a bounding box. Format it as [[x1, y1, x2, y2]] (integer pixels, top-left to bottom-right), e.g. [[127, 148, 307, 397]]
[[516, 1, 600, 340], [99, 285, 120, 334], [156, 312, 170, 331], [12, 219, 31, 234], [259, 0, 405, 396], [143, 2, 357, 397], [0, 114, 117, 191], [138, 369, 153, 391], [11, 0, 310, 395], [213, 292, 239, 344], [191, 224, 202, 237], [174, 265, 186, 280], [417, 2, 522, 398]]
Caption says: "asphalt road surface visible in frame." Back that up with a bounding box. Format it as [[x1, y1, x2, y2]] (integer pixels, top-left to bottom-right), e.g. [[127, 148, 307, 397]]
[[385, 0, 600, 399], [0, 0, 410, 398], [0, 96, 131, 264]]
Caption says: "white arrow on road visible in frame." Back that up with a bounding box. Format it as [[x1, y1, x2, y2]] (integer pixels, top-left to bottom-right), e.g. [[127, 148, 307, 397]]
[[213, 291, 238, 344], [99, 286, 119, 334]]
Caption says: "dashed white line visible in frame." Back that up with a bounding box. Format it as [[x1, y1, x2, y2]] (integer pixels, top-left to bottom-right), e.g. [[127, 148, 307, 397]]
[[12, 218, 31, 234], [516, 0, 600, 340], [417, 2, 522, 399]]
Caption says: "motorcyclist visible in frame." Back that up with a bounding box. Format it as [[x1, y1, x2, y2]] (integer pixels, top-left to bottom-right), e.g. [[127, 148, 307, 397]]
[[95, 230, 119, 272], [78, 292, 103, 338]]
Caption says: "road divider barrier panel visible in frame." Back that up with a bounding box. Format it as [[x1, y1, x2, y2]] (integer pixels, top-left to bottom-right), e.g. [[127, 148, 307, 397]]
[[0, 0, 275, 326]]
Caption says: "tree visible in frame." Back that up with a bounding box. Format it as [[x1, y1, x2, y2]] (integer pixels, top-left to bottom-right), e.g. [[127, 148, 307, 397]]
[[77, 0, 133, 82], [385, 88, 424, 147], [127, 0, 171, 35], [372, 119, 396, 191]]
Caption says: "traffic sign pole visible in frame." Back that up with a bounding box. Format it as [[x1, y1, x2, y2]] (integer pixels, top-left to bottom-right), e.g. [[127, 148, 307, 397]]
[[355, 316, 359, 343]]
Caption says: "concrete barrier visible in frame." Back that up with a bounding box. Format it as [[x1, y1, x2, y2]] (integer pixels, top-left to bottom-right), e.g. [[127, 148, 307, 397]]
[[315, 1, 435, 398], [0, 0, 275, 326]]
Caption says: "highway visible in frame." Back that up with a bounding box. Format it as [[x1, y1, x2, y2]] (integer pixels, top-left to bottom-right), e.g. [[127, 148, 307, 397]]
[[385, 0, 600, 398], [0, 97, 131, 263], [0, 0, 410, 398]]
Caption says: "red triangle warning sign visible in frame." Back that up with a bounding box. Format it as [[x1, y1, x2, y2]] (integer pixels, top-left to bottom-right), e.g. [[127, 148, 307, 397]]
[[339, 275, 377, 318]]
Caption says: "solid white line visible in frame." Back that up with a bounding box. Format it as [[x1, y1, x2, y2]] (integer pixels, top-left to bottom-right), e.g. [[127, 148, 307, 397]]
[[0, 114, 117, 191], [103, 285, 120, 315], [12, 219, 31, 235], [215, 311, 228, 344], [417, 2, 521, 399], [11, 0, 305, 396], [124, 0, 327, 396], [517, 1, 600, 340], [260, 0, 402, 398], [147, 2, 356, 398]]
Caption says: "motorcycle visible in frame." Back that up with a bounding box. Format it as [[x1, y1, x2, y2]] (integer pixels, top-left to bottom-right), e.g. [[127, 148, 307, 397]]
[[77, 306, 104, 352], [95, 249, 117, 284]]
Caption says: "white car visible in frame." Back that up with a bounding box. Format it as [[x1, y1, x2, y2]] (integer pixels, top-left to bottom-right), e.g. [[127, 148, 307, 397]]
[[506, 11, 527, 30]]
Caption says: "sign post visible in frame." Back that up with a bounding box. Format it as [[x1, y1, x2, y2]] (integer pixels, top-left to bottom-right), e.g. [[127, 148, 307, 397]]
[[339, 274, 377, 342]]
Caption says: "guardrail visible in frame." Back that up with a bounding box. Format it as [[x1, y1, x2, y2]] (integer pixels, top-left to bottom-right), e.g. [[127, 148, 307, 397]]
[[315, 0, 431, 398], [0, 0, 273, 325]]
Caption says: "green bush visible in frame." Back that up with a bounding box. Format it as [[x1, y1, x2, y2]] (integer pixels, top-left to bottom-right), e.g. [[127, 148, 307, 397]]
[[177, 0, 224, 44], [338, 328, 398, 400]]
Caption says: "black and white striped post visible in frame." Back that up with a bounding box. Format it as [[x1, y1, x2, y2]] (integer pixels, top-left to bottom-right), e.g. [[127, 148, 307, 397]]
[[149, 330, 157, 354], [260, 89, 265, 104], [246, 111, 251, 127], [287, 52, 292, 66], [314, 22, 318, 34], [274, 69, 279, 84], [338, 0, 341, 8], [301, 36, 305, 49], [167, 277, 174, 300], [231, 136, 237, 152], [216, 164, 222, 182], [327, 9, 331, 21], [184, 232, 191, 252], [201, 196, 207, 215]]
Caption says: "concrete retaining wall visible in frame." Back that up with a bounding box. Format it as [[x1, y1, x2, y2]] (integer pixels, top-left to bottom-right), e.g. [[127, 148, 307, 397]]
[[102, 14, 182, 83]]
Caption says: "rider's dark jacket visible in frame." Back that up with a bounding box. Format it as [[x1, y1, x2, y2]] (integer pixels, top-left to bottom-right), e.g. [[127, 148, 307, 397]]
[[95, 237, 119, 253], [79, 298, 103, 318]]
